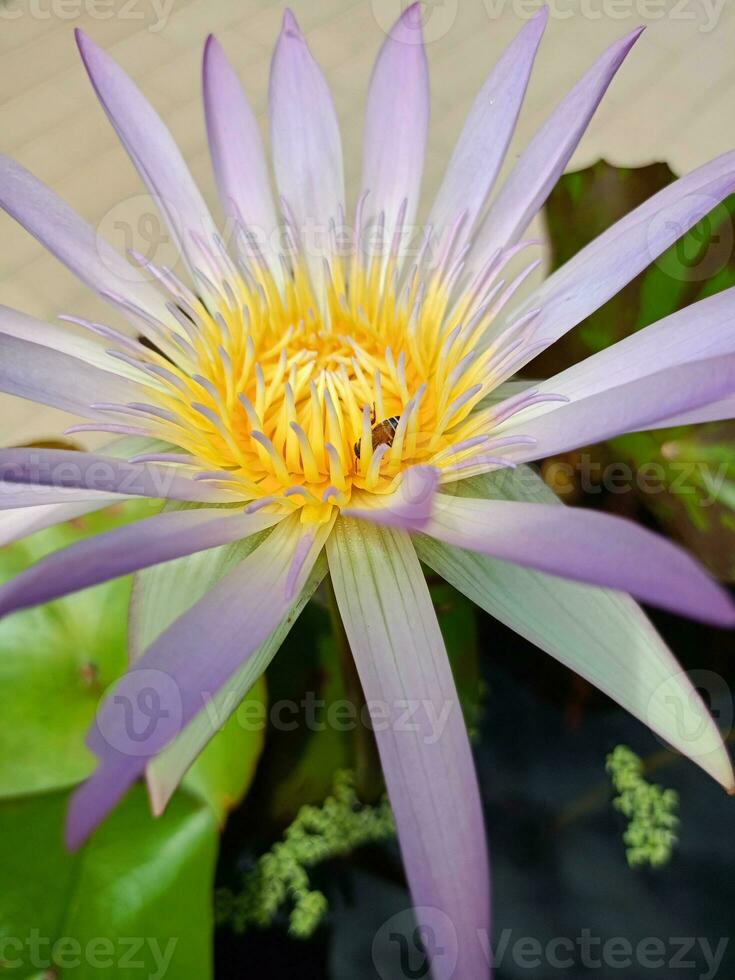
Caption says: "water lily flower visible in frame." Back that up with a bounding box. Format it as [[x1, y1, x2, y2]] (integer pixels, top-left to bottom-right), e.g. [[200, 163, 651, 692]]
[[1, 5, 735, 976]]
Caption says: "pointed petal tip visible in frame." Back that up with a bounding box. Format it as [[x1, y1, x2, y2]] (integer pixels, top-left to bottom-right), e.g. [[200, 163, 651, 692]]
[[282, 8, 302, 38], [390, 1, 425, 42], [623, 24, 646, 48], [696, 579, 735, 629], [146, 768, 169, 818], [714, 599, 735, 630], [74, 27, 100, 60], [74, 26, 91, 57], [407, 463, 440, 491], [403, 1, 422, 26], [203, 33, 219, 57], [64, 797, 90, 853]]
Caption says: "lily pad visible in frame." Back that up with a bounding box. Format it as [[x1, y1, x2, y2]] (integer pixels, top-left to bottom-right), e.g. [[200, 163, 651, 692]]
[[0, 786, 217, 979], [0, 503, 149, 798]]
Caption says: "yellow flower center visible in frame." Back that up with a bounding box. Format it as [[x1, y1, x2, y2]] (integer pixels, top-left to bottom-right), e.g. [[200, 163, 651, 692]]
[[114, 234, 537, 524]]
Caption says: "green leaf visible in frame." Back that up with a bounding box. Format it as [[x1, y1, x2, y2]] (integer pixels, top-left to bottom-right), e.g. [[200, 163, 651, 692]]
[[0, 501, 154, 798], [429, 581, 482, 737], [0, 786, 217, 979], [541, 160, 735, 578], [259, 600, 352, 825], [181, 675, 268, 824], [538, 161, 677, 373], [608, 425, 735, 581]]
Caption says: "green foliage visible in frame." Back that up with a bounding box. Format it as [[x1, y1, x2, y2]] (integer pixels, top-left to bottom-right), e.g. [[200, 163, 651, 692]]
[[606, 746, 680, 869], [543, 162, 735, 580], [429, 581, 484, 740], [180, 674, 268, 824], [0, 502, 149, 797], [216, 770, 395, 938], [255, 598, 354, 825], [0, 504, 268, 974], [0, 787, 218, 979]]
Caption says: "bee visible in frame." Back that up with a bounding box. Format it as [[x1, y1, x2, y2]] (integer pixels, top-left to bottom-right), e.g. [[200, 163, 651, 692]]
[[354, 407, 401, 460]]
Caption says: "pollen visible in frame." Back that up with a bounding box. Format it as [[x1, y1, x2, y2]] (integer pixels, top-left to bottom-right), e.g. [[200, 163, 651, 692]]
[[80, 213, 548, 524]]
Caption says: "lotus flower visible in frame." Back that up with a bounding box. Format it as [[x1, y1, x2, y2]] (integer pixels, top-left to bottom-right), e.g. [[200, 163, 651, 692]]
[[1, 6, 734, 976]]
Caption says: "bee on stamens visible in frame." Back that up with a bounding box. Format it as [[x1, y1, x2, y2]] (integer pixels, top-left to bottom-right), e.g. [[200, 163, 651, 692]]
[[354, 406, 401, 460]]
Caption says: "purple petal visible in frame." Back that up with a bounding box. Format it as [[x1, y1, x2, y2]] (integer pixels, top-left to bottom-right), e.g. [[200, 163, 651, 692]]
[[468, 27, 642, 271], [0, 156, 175, 329], [537, 286, 735, 400], [414, 465, 734, 792], [428, 8, 547, 252], [0, 484, 138, 509], [360, 3, 429, 262], [500, 149, 735, 365], [0, 507, 282, 618], [494, 353, 735, 463], [344, 465, 439, 530], [0, 307, 144, 419], [0, 449, 235, 505], [0, 499, 116, 547], [127, 519, 305, 808], [416, 495, 735, 627], [75, 30, 219, 284], [327, 518, 490, 980], [651, 396, 735, 428], [203, 35, 280, 271], [1, 305, 137, 377], [65, 514, 331, 849], [0, 439, 172, 532], [269, 10, 344, 291], [144, 554, 327, 815]]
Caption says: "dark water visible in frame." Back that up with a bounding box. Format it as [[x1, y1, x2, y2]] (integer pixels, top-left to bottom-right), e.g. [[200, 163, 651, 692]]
[[216, 600, 735, 980]]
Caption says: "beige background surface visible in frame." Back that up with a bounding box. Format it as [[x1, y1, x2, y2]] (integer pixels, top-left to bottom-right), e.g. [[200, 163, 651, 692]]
[[1, 0, 733, 444]]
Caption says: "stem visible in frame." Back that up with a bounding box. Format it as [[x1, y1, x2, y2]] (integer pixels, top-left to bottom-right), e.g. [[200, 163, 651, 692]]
[[324, 578, 383, 803]]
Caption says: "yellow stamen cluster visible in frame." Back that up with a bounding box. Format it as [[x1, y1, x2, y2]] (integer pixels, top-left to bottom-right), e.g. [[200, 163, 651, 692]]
[[99, 227, 539, 525]]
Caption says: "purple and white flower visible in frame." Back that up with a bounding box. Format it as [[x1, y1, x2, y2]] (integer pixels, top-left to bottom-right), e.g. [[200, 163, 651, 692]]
[[1, 6, 734, 977]]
